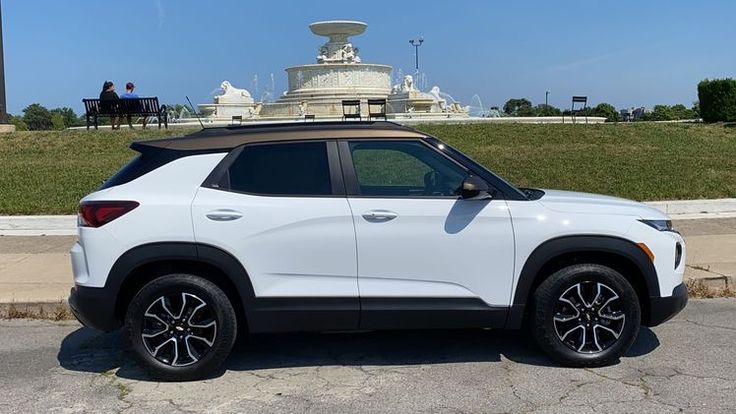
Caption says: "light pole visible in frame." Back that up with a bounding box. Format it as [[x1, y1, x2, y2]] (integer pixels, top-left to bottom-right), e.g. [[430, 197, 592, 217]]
[[409, 37, 423, 73], [545, 90, 550, 107], [0, 0, 8, 124]]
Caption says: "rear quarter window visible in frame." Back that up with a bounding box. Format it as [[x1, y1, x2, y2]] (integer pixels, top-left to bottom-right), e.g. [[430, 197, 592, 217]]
[[98, 149, 185, 190]]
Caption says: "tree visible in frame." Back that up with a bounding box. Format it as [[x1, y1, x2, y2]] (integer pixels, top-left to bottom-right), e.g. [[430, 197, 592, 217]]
[[503, 98, 534, 116], [591, 103, 620, 122], [22, 103, 53, 130], [165, 103, 192, 120], [534, 104, 562, 117], [698, 78, 736, 123], [669, 104, 697, 120], [50, 107, 83, 128], [648, 105, 675, 121]]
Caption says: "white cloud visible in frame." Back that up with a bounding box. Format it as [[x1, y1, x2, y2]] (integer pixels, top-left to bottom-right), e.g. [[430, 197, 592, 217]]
[[155, 0, 166, 28]]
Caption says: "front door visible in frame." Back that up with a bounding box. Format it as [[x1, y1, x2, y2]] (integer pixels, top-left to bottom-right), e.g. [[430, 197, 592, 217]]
[[192, 140, 358, 331], [341, 139, 515, 328]]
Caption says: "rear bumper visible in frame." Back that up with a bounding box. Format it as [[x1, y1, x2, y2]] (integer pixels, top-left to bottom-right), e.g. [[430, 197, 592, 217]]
[[644, 282, 688, 326], [68, 285, 120, 332]]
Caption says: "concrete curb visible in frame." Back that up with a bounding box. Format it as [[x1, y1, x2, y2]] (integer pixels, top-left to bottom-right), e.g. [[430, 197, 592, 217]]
[[0, 215, 77, 236], [645, 198, 736, 215], [1, 198, 736, 236]]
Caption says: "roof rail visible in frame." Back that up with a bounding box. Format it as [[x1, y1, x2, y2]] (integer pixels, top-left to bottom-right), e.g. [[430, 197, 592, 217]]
[[187, 120, 412, 137]]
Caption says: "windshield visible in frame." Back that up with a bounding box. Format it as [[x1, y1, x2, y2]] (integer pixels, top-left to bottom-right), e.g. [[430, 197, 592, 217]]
[[423, 136, 529, 200]]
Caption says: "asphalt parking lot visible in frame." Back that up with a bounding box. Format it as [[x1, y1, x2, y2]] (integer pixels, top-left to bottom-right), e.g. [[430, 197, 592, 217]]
[[0, 299, 734, 413]]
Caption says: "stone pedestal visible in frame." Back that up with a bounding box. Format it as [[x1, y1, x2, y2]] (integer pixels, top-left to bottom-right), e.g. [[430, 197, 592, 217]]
[[0, 124, 16, 133], [199, 103, 259, 119], [387, 91, 435, 114]]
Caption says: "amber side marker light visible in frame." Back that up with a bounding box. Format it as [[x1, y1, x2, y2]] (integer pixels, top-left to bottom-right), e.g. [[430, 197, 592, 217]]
[[637, 242, 656, 262]]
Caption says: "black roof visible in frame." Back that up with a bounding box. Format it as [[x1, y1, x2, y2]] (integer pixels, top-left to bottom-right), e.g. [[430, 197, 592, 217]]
[[131, 121, 424, 152]]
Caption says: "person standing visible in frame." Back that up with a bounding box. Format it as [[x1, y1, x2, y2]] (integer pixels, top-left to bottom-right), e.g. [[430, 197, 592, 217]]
[[99, 81, 121, 129], [120, 82, 146, 128]]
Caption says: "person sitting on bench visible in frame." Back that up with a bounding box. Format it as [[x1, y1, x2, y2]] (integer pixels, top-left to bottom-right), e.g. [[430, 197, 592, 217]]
[[99, 81, 121, 129], [120, 82, 147, 129]]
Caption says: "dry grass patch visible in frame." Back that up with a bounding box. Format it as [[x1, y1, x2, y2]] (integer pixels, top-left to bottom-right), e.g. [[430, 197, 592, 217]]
[[1, 301, 75, 320]]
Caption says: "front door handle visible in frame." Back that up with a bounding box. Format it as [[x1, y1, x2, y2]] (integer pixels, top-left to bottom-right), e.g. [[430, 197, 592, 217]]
[[362, 210, 398, 222], [206, 209, 243, 221]]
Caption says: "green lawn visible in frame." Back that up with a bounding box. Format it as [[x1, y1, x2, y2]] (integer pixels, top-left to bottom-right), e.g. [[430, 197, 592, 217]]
[[0, 128, 195, 215], [0, 123, 735, 215], [418, 123, 736, 202]]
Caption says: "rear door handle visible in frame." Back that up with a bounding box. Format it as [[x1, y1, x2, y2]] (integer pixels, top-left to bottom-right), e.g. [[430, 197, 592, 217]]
[[362, 210, 398, 222], [206, 209, 243, 221]]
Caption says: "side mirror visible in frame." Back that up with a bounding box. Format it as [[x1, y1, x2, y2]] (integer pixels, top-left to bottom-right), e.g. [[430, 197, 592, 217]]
[[460, 175, 492, 200]]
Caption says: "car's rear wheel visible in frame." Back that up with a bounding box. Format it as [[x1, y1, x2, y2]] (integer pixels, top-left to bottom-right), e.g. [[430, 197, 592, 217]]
[[125, 274, 237, 381], [531, 264, 640, 367]]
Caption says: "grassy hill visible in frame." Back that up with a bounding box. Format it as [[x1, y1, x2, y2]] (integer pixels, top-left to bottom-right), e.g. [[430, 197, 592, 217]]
[[1, 122, 735, 214]]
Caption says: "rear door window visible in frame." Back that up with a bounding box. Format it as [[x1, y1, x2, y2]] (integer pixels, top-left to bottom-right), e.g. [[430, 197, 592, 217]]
[[224, 141, 333, 196]]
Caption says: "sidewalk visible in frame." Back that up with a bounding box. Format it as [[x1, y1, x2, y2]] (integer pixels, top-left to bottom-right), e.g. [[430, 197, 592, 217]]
[[1, 218, 734, 304]]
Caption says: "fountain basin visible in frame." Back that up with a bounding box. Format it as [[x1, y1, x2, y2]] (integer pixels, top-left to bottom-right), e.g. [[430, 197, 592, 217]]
[[283, 64, 392, 100]]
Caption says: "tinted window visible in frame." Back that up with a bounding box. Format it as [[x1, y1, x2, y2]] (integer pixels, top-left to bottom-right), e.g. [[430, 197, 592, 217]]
[[99, 149, 182, 190], [349, 141, 467, 197], [227, 142, 332, 196]]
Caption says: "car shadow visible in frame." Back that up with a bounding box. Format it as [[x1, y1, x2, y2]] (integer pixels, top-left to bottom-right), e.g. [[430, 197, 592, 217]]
[[57, 325, 661, 382], [443, 199, 491, 234]]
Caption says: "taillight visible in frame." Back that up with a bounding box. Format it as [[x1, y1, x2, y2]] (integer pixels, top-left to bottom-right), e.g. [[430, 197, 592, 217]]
[[78, 201, 139, 228]]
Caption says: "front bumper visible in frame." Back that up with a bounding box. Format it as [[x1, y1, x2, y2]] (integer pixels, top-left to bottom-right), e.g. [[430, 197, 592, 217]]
[[643, 282, 688, 326], [68, 285, 120, 332]]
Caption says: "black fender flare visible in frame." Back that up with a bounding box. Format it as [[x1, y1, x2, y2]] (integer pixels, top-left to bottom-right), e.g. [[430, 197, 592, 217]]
[[106, 241, 257, 325], [505, 235, 659, 329]]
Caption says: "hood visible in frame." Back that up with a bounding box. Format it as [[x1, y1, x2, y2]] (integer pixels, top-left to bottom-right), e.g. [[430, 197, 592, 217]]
[[538, 189, 667, 219]]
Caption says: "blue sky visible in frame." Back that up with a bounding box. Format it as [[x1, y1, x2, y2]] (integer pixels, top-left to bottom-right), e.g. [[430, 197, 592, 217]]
[[3, 0, 735, 114]]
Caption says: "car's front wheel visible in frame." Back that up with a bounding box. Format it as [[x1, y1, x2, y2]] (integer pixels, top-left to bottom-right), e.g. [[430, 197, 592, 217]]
[[531, 264, 641, 367], [125, 274, 237, 381]]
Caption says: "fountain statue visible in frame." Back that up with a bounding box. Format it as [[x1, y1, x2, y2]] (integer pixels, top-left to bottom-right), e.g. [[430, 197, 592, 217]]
[[198, 80, 257, 119], [259, 20, 393, 118], [386, 75, 438, 114]]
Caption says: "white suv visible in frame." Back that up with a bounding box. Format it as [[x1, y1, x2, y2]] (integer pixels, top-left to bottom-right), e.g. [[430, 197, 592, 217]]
[[69, 121, 687, 380]]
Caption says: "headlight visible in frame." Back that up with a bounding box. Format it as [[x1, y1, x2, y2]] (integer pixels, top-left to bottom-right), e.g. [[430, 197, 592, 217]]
[[638, 219, 675, 232]]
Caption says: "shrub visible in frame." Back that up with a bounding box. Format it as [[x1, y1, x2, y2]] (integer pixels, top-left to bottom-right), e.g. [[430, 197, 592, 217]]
[[50, 107, 83, 128], [8, 115, 29, 131], [51, 113, 66, 130], [698, 78, 736, 122], [22, 103, 53, 130]]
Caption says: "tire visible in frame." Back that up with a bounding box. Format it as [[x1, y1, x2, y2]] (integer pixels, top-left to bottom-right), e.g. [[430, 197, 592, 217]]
[[531, 264, 640, 367], [125, 274, 237, 381]]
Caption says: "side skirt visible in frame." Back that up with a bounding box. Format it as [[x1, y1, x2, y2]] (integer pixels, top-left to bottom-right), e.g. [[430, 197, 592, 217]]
[[361, 298, 509, 330], [246, 297, 509, 333]]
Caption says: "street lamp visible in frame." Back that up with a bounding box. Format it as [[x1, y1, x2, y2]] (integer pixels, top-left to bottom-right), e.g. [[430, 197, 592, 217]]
[[409, 37, 423, 73], [0, 0, 8, 124], [545, 90, 550, 107]]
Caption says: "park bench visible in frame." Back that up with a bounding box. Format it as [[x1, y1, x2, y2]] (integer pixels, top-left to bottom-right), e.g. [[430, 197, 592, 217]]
[[82, 97, 168, 130]]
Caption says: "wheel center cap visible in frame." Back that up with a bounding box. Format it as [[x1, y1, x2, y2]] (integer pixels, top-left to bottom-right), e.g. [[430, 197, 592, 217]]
[[175, 325, 185, 332]]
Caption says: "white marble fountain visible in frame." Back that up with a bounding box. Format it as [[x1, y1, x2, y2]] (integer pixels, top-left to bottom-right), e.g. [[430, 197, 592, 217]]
[[197, 20, 468, 122]]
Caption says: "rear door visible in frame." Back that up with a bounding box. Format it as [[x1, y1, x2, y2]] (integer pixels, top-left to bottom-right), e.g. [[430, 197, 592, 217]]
[[191, 140, 358, 331], [340, 139, 515, 328]]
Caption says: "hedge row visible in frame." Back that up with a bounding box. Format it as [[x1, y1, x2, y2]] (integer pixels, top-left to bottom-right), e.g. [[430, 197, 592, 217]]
[[698, 78, 736, 123]]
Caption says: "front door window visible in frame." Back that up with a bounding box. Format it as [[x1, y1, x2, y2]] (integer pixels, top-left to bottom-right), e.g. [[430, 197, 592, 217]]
[[349, 141, 468, 197]]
